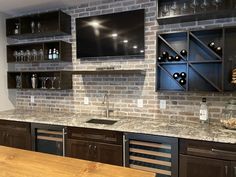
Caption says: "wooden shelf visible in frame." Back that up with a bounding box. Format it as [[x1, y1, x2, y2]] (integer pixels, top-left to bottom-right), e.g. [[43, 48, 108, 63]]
[[8, 71, 72, 90], [6, 10, 71, 39], [7, 41, 72, 63], [157, 0, 236, 24], [72, 69, 146, 75]]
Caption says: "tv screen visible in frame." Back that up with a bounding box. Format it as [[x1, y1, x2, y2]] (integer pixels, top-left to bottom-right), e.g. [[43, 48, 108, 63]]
[[76, 9, 145, 58]]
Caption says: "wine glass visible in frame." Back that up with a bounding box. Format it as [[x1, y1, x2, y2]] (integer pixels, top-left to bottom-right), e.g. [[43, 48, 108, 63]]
[[25, 50, 31, 62], [57, 77, 61, 89], [50, 77, 57, 89], [201, 0, 210, 11], [19, 50, 25, 62], [181, 3, 189, 14], [38, 49, 44, 61], [13, 51, 18, 62], [40, 77, 47, 89], [190, 0, 199, 14], [31, 21, 35, 33], [37, 21, 41, 33], [161, 4, 170, 17], [212, 0, 223, 10], [170, 1, 178, 15], [16, 75, 22, 89], [31, 49, 37, 61]]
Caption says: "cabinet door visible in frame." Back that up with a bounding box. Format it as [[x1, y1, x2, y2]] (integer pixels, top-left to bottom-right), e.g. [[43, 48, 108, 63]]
[[0, 129, 7, 146], [7, 127, 31, 150], [96, 143, 122, 166], [180, 154, 231, 177], [66, 139, 97, 161], [232, 161, 236, 177]]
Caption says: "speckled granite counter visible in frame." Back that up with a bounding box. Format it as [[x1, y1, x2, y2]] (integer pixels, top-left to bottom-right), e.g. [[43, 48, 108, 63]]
[[0, 109, 235, 144]]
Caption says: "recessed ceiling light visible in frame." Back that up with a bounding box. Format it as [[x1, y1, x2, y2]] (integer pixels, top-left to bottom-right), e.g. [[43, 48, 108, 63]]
[[123, 40, 128, 43], [133, 45, 138, 49], [88, 20, 100, 28], [140, 50, 144, 53], [112, 33, 118, 38]]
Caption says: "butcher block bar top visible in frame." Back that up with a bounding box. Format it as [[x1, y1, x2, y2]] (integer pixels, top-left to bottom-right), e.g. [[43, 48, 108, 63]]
[[0, 146, 155, 177]]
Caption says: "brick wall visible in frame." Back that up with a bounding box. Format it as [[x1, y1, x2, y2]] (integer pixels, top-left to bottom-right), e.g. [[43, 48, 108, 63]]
[[12, 0, 236, 123]]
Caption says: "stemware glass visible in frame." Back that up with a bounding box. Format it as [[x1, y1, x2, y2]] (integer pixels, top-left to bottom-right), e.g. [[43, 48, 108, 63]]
[[31, 21, 35, 33], [50, 77, 57, 89], [57, 77, 61, 89], [25, 50, 31, 62], [13, 51, 18, 62], [40, 77, 48, 89], [181, 3, 189, 14], [38, 49, 44, 61], [201, 0, 210, 11], [170, 1, 178, 15], [161, 4, 170, 17], [212, 0, 223, 10], [190, 0, 199, 14], [19, 50, 25, 62], [16, 75, 22, 89], [31, 49, 37, 61]]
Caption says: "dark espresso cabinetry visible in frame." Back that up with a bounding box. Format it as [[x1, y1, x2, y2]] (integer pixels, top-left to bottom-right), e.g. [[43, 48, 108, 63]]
[[0, 120, 31, 150], [179, 139, 236, 177], [66, 127, 123, 166]]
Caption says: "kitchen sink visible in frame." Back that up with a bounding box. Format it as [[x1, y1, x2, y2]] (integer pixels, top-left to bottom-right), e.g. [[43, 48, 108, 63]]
[[86, 119, 118, 125]]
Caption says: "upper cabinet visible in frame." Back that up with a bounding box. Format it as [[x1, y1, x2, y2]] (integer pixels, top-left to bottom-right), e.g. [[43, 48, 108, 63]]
[[157, 0, 236, 24], [6, 10, 71, 39]]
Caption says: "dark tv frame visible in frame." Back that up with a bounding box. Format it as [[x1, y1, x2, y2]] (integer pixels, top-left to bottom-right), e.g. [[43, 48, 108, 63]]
[[76, 9, 146, 59]]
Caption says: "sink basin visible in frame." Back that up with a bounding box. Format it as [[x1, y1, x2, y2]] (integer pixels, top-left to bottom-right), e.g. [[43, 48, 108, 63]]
[[86, 119, 118, 125]]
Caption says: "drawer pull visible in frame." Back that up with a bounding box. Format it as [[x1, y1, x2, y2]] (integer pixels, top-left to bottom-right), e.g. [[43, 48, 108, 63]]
[[211, 149, 236, 155]]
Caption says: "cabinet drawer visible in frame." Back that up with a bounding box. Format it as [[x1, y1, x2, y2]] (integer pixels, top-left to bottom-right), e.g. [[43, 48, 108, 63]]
[[0, 120, 30, 131], [180, 139, 236, 161], [67, 127, 122, 145]]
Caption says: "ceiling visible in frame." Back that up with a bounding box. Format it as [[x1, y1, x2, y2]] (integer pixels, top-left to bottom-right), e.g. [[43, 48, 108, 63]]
[[0, 0, 90, 16]]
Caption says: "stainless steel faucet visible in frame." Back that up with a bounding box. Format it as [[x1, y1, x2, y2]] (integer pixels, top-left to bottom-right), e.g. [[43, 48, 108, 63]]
[[102, 93, 113, 118]]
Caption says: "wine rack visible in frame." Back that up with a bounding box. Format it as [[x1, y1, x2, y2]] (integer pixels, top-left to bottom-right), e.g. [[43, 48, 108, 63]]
[[157, 0, 236, 24], [156, 27, 236, 92]]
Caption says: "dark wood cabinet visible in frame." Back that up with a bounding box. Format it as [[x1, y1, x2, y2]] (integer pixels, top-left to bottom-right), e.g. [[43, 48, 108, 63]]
[[66, 127, 123, 166], [180, 154, 230, 177], [0, 120, 31, 150], [179, 139, 236, 177], [6, 10, 71, 39]]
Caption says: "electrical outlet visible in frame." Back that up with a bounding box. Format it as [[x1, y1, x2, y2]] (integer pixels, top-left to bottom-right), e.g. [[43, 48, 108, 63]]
[[137, 99, 143, 108], [160, 100, 166, 109], [84, 97, 89, 105], [30, 96, 35, 103]]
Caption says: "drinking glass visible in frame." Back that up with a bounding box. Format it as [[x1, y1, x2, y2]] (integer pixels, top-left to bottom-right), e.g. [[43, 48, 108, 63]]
[[37, 21, 41, 33], [57, 77, 61, 89], [19, 50, 25, 62], [50, 77, 57, 89], [212, 0, 223, 10], [40, 77, 47, 89], [190, 0, 199, 14], [13, 51, 18, 62], [181, 3, 189, 14], [38, 49, 44, 61], [170, 1, 178, 15], [25, 50, 31, 62], [31, 21, 35, 33], [16, 75, 22, 89], [161, 4, 170, 17], [201, 0, 210, 11], [31, 49, 37, 61]]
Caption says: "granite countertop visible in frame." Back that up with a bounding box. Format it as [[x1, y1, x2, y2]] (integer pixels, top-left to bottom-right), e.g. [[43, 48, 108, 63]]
[[0, 109, 235, 144]]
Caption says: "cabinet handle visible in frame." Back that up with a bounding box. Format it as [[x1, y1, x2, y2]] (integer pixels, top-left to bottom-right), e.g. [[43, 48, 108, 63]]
[[123, 135, 127, 167], [225, 165, 228, 177], [212, 148, 236, 156], [62, 128, 66, 157], [93, 145, 97, 151], [89, 144, 92, 150], [234, 167, 236, 177]]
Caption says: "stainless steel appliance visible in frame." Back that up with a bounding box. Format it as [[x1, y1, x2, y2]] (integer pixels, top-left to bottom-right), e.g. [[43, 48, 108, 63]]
[[31, 123, 66, 156]]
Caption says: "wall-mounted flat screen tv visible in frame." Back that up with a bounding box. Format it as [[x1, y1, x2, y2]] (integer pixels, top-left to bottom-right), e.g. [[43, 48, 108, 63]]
[[76, 9, 145, 58]]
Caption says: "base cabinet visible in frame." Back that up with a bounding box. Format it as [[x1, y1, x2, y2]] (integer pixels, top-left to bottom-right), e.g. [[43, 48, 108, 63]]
[[66, 127, 123, 166], [0, 120, 31, 150]]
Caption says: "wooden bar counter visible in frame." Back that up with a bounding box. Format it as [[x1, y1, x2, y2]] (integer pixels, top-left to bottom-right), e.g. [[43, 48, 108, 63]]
[[0, 146, 155, 177]]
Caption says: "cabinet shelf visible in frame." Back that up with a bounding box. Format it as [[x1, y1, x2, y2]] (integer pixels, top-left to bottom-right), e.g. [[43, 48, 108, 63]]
[[6, 10, 71, 39], [157, 0, 236, 24], [7, 41, 72, 63]]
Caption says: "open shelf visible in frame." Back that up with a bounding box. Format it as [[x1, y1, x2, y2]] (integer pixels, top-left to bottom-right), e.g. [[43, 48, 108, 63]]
[[6, 10, 71, 39], [72, 69, 146, 75], [7, 41, 72, 63], [157, 0, 236, 24], [156, 27, 235, 92], [8, 71, 72, 90]]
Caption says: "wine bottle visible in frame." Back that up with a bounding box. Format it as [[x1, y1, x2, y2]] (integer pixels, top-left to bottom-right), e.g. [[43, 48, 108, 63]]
[[180, 72, 187, 78], [208, 42, 215, 50], [52, 48, 57, 60], [162, 51, 169, 59], [179, 78, 186, 85], [180, 49, 187, 56], [215, 46, 222, 56], [174, 55, 181, 61], [157, 56, 164, 62], [173, 72, 179, 79], [167, 56, 174, 62]]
